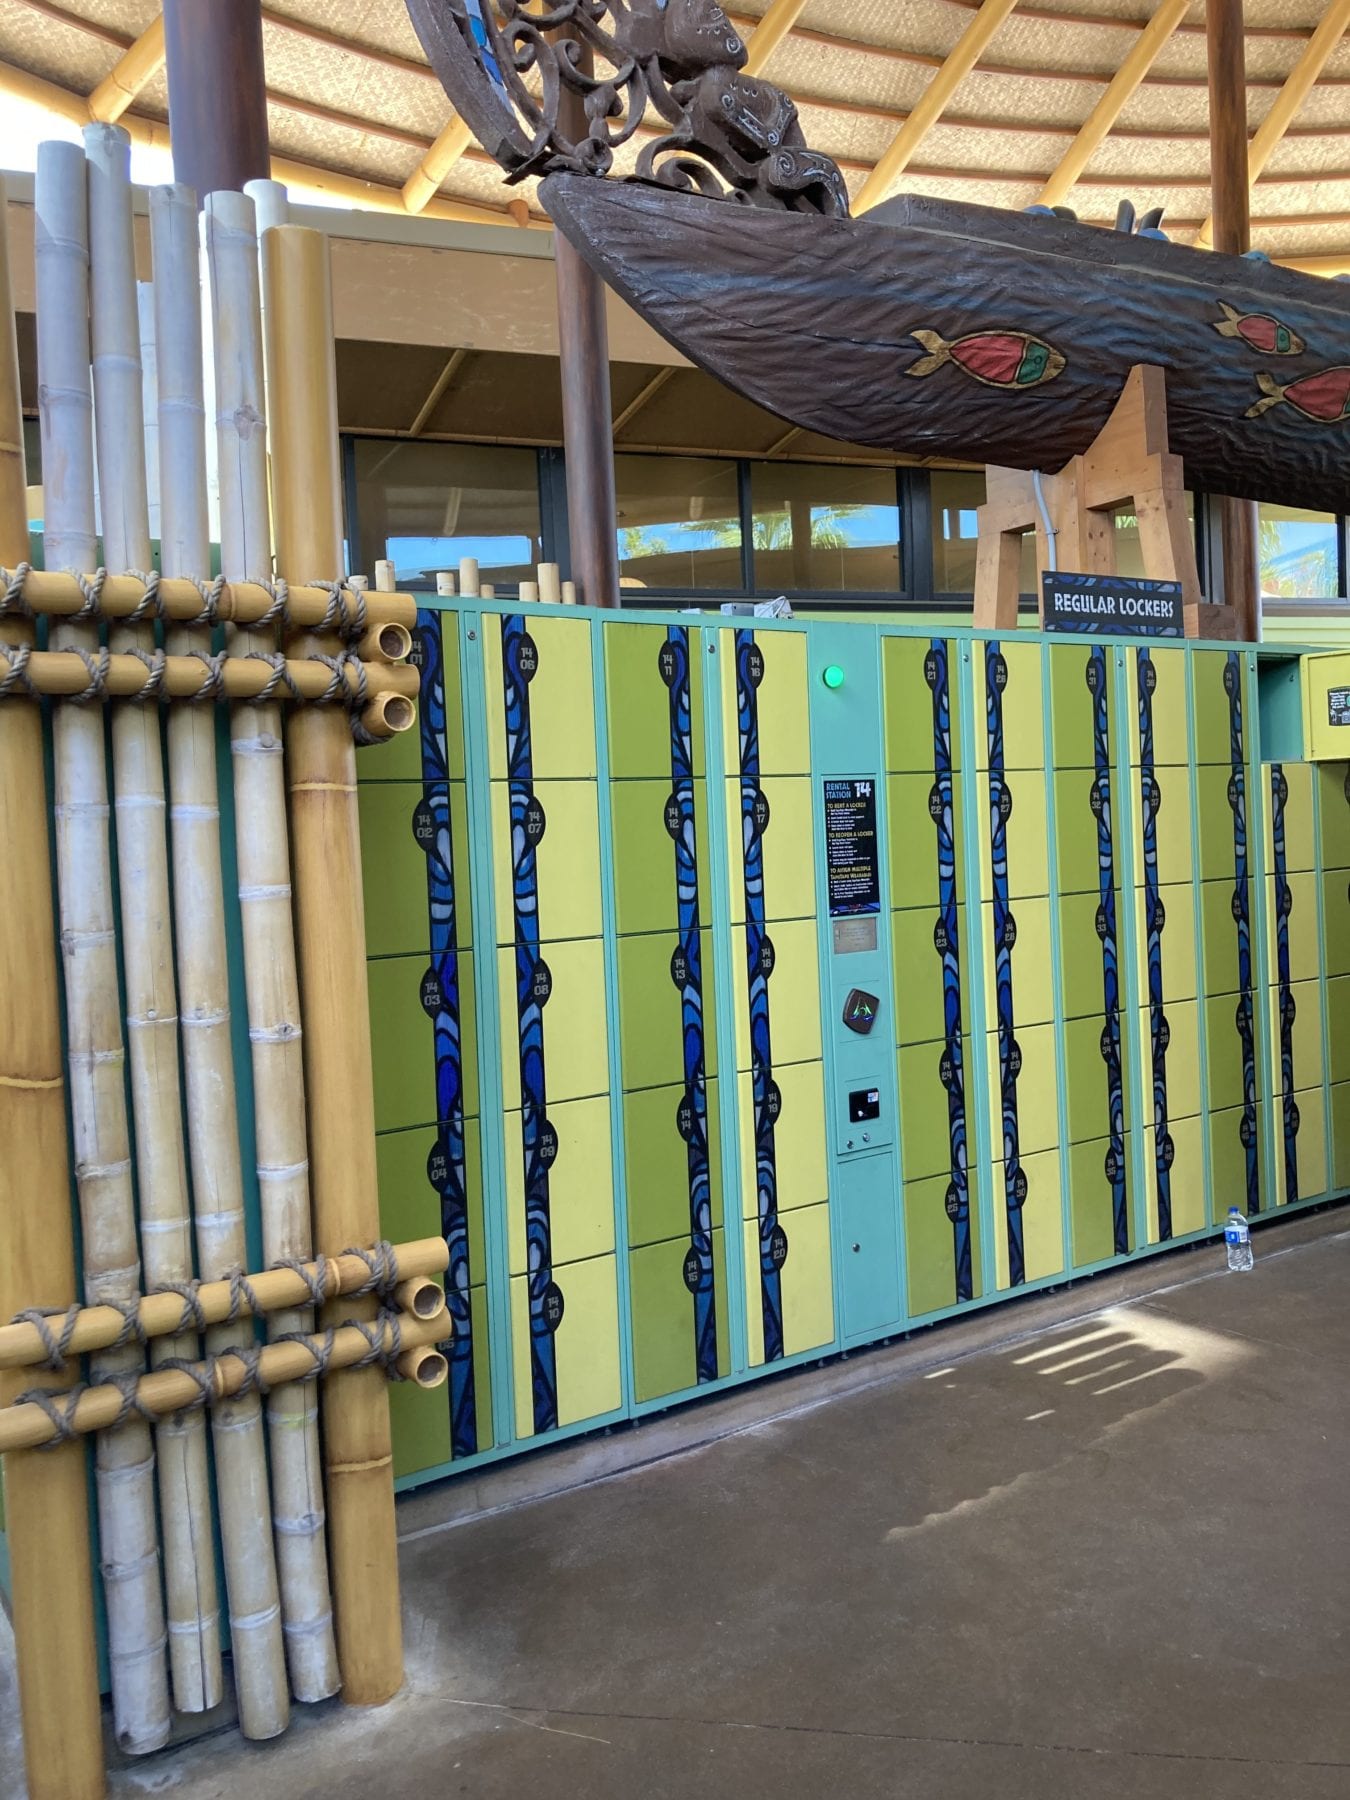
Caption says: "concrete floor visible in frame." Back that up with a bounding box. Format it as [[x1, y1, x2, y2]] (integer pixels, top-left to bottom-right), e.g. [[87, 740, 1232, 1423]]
[[4, 1211, 1348, 1799]]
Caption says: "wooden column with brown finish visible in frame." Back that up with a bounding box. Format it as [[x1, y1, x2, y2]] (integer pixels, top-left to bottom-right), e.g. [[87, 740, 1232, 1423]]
[[163, 0, 270, 201], [0, 178, 105, 1800], [555, 37, 620, 608], [262, 224, 404, 1705], [1206, 0, 1261, 641]]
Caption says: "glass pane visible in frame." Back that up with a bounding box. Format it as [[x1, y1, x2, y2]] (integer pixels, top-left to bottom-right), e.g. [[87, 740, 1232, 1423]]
[[350, 439, 542, 587], [749, 462, 899, 593], [931, 470, 1036, 595], [1111, 495, 1195, 579], [615, 454, 742, 590], [1258, 503, 1341, 600]]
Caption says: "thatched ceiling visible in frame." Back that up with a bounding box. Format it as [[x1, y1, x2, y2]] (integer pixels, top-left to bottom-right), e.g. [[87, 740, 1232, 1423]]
[[3, 0, 1350, 267]]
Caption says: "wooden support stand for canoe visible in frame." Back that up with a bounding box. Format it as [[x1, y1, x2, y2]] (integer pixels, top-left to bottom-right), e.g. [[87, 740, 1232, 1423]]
[[973, 364, 1238, 641]]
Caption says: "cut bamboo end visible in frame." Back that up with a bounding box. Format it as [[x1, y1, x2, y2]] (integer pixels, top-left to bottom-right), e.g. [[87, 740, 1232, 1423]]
[[358, 621, 413, 664], [519, 581, 540, 602], [435, 571, 455, 597], [537, 561, 561, 604], [458, 556, 479, 598], [561, 581, 578, 605], [393, 1275, 445, 1321], [396, 1346, 449, 1390], [360, 690, 417, 739]]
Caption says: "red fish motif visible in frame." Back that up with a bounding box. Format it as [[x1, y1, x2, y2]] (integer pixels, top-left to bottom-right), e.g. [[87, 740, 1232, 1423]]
[[904, 328, 1065, 391], [1246, 366, 1350, 423], [1212, 301, 1305, 356]]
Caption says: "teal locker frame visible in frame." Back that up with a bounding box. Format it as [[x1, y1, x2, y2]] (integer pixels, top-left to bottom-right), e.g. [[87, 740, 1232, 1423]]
[[365, 604, 1350, 1492]]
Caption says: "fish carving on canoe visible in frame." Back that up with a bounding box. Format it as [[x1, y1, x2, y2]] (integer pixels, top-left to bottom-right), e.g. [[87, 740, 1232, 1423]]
[[1212, 302, 1306, 357], [904, 329, 1066, 392], [1246, 366, 1350, 423]]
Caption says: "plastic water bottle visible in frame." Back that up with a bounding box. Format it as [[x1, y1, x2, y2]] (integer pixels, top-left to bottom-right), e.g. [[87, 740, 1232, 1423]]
[[1225, 1206, 1254, 1273]]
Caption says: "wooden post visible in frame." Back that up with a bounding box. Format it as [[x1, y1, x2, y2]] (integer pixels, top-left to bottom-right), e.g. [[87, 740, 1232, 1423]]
[[262, 224, 404, 1705], [163, 0, 269, 201], [555, 38, 620, 608], [1206, 0, 1261, 641], [0, 173, 106, 1800]]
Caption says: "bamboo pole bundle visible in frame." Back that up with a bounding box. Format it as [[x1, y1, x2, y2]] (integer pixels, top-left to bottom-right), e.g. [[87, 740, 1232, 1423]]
[[0, 169, 105, 1800], [36, 135, 172, 1757], [149, 178, 290, 1743], [0, 1239, 451, 1370], [264, 223, 404, 1705], [1, 1307, 453, 1454], [205, 186, 339, 1709], [86, 122, 223, 1722], [0, 566, 415, 629]]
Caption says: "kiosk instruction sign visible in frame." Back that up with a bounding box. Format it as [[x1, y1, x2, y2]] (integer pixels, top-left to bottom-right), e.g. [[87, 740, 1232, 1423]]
[[824, 778, 881, 917]]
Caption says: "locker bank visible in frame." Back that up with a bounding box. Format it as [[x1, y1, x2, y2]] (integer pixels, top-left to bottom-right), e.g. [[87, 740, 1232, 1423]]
[[359, 602, 1350, 1487]]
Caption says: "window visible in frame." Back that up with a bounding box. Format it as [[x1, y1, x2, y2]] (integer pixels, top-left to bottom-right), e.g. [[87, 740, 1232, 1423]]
[[614, 455, 742, 590], [349, 439, 542, 588], [749, 463, 899, 593], [1258, 503, 1341, 600]]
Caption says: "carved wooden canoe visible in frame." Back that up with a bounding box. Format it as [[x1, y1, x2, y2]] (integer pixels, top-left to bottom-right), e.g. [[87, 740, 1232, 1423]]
[[542, 174, 1350, 516]]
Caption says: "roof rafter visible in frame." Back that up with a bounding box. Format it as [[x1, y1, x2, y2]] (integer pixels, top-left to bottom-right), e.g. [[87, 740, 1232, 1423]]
[[853, 0, 1022, 214], [402, 116, 474, 214], [409, 346, 471, 436], [1196, 0, 1350, 247], [742, 0, 811, 76], [1036, 0, 1188, 209], [88, 15, 165, 124], [613, 367, 678, 437]]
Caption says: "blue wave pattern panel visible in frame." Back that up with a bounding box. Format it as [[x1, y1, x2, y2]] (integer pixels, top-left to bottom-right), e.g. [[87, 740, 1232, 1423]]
[[501, 614, 561, 1433], [1088, 647, 1129, 1257], [1270, 765, 1300, 1204], [1227, 654, 1261, 1214], [661, 628, 718, 1381], [1136, 649, 1174, 1241], [925, 640, 972, 1301], [411, 612, 477, 1457], [985, 644, 1026, 1287], [736, 630, 786, 1363]]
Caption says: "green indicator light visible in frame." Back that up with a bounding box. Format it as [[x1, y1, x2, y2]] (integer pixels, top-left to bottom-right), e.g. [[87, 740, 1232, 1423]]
[[822, 664, 846, 690]]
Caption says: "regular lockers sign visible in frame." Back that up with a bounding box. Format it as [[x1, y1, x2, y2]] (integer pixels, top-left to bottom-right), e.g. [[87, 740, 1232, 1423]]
[[823, 778, 881, 916], [1041, 571, 1185, 637]]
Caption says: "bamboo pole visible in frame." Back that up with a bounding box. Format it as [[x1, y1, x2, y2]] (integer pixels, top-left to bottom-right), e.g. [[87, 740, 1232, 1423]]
[[206, 186, 341, 1709], [0, 1308, 452, 1455], [86, 123, 225, 1722], [0, 642, 418, 710], [0, 1240, 452, 1371], [0, 566, 416, 628], [36, 135, 173, 1758], [131, 300, 230, 1679], [537, 561, 561, 604], [264, 223, 404, 1706], [147, 178, 291, 1744], [0, 168, 106, 1800]]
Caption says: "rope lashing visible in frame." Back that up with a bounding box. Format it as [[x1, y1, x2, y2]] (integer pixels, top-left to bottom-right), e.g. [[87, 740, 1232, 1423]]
[[10, 1304, 82, 1372], [0, 638, 35, 699], [0, 560, 31, 618]]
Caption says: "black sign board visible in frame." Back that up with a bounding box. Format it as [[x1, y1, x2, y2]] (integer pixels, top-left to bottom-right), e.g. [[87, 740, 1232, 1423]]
[[824, 778, 881, 918], [1328, 686, 1350, 728], [1042, 571, 1184, 638]]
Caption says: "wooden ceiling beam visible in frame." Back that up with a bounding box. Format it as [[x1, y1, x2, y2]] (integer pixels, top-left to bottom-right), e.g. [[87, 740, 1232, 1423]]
[[1036, 0, 1188, 208], [853, 0, 1022, 213], [409, 347, 471, 436], [612, 367, 678, 437], [1196, 0, 1350, 247], [87, 16, 166, 122], [742, 0, 810, 76]]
